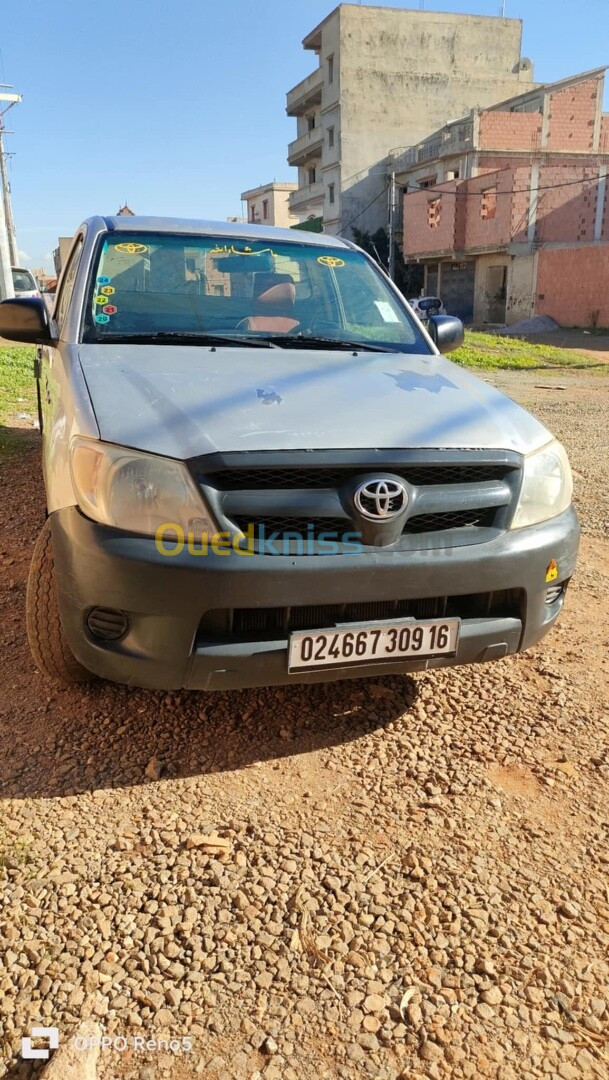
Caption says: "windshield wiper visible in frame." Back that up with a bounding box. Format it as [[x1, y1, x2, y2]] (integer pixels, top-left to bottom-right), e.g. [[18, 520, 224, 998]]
[[93, 332, 278, 348], [253, 333, 396, 353]]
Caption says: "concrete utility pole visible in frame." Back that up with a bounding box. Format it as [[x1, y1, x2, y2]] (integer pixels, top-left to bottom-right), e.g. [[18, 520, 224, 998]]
[[388, 170, 397, 281], [0, 87, 21, 297]]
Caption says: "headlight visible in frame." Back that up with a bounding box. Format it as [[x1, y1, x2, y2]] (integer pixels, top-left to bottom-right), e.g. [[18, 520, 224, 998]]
[[511, 439, 573, 529], [70, 438, 216, 537]]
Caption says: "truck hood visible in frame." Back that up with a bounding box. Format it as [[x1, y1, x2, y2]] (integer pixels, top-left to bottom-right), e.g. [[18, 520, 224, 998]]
[[78, 345, 552, 459]]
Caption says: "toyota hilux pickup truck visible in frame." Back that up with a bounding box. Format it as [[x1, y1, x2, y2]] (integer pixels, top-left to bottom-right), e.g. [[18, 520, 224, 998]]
[[0, 216, 579, 691]]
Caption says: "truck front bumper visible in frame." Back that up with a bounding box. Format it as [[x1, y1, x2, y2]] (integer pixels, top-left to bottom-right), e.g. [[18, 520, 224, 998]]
[[50, 506, 580, 691]]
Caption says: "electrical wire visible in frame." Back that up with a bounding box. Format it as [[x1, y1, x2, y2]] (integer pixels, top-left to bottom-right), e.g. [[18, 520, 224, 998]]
[[338, 181, 390, 235], [402, 170, 606, 199]]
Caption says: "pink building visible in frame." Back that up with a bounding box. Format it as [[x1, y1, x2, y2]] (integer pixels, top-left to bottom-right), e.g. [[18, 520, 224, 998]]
[[393, 69, 609, 326]]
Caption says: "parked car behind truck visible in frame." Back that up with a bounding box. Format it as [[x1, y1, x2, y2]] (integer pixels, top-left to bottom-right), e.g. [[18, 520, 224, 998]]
[[0, 216, 579, 691]]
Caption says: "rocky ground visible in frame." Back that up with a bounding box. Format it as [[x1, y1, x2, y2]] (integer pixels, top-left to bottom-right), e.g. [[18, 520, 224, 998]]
[[0, 372, 608, 1080]]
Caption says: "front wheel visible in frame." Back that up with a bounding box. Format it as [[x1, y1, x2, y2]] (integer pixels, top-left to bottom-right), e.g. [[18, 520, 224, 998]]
[[25, 518, 95, 685]]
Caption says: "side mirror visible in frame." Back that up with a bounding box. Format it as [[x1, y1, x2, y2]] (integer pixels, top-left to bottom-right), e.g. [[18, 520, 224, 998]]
[[427, 314, 464, 355], [0, 297, 53, 344]]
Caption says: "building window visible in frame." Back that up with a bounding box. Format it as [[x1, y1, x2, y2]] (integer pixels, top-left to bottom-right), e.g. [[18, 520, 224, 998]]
[[262, 199, 269, 220], [327, 55, 334, 84], [328, 183, 335, 205], [308, 166, 316, 185], [250, 204, 257, 223], [328, 126, 334, 149], [427, 197, 442, 228], [307, 115, 315, 131], [419, 175, 437, 189], [480, 187, 497, 220]]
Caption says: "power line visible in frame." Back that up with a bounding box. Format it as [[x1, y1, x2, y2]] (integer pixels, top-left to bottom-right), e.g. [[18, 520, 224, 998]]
[[404, 171, 606, 199], [338, 181, 390, 235]]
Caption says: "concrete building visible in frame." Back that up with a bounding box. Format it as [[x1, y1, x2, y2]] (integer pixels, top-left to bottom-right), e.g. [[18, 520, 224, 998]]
[[286, 3, 535, 235], [240, 182, 299, 229], [396, 68, 609, 326]]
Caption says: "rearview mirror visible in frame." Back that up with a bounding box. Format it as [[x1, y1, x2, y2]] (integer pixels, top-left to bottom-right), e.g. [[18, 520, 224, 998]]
[[427, 314, 464, 354], [0, 297, 53, 344]]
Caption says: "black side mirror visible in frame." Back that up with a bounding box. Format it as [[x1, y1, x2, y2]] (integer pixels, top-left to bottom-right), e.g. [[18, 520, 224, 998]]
[[427, 314, 464, 355], [0, 297, 53, 344]]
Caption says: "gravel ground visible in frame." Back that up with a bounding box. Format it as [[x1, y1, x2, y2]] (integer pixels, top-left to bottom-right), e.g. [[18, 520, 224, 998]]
[[0, 372, 608, 1080]]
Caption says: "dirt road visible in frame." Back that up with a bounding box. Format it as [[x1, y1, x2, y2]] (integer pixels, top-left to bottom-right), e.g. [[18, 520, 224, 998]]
[[0, 372, 608, 1080]]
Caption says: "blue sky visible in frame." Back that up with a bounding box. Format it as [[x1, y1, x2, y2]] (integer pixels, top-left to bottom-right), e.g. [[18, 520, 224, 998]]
[[3, 0, 608, 271]]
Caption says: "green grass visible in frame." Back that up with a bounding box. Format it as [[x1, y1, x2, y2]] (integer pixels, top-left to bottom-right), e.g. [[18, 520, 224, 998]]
[[0, 345, 37, 458], [451, 330, 608, 372]]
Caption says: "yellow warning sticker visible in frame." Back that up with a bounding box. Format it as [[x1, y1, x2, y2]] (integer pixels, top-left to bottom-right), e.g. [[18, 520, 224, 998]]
[[545, 560, 558, 582]]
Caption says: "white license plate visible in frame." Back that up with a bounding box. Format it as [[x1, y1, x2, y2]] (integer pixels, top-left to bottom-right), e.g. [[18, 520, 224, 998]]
[[288, 618, 460, 671]]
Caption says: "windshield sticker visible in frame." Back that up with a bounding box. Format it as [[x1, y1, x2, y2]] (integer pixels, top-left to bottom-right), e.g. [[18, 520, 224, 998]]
[[95, 295, 108, 305], [97, 275, 111, 285], [115, 242, 148, 255], [374, 300, 400, 323], [210, 244, 278, 257], [102, 304, 117, 315], [317, 255, 345, 268], [95, 313, 110, 324], [100, 285, 115, 296]]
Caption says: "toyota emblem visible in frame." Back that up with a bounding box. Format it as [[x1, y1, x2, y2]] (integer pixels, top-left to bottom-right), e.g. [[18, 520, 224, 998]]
[[354, 478, 408, 521]]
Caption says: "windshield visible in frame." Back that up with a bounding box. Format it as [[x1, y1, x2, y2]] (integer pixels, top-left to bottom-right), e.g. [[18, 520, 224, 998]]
[[12, 268, 37, 292], [83, 232, 429, 353]]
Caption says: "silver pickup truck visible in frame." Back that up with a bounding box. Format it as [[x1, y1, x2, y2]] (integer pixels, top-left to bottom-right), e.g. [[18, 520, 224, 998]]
[[0, 217, 579, 691]]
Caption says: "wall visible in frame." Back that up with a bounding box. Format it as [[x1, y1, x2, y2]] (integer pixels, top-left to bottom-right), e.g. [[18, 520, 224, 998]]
[[506, 254, 536, 324], [403, 182, 459, 257], [546, 77, 600, 153], [479, 111, 542, 151], [536, 245, 609, 326]]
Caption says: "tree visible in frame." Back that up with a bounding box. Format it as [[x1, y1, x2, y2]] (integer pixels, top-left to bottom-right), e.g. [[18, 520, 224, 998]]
[[351, 226, 423, 297]]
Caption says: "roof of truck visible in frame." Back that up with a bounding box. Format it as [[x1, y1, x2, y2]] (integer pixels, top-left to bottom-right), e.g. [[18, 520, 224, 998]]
[[94, 215, 350, 248]]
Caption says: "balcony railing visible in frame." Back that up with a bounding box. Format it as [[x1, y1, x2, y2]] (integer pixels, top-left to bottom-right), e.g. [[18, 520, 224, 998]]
[[289, 180, 324, 210], [391, 120, 474, 174], [287, 128, 324, 166], [286, 67, 323, 116]]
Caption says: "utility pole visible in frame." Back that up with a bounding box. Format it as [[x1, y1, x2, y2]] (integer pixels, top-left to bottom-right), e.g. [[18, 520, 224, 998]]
[[0, 87, 22, 291], [388, 170, 397, 281]]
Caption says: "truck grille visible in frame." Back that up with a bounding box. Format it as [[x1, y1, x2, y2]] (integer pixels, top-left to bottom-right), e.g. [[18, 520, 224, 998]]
[[203, 464, 507, 489], [191, 450, 522, 554], [197, 589, 524, 641]]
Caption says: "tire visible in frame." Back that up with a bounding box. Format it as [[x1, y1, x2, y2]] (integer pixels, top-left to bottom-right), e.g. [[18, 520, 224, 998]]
[[26, 518, 95, 685]]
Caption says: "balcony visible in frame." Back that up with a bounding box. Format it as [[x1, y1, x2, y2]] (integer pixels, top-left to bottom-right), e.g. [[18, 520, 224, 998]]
[[289, 180, 324, 212], [286, 67, 323, 116], [391, 120, 474, 176], [287, 128, 324, 166]]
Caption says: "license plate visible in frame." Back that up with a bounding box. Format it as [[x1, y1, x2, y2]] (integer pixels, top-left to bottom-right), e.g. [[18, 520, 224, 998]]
[[288, 618, 460, 672]]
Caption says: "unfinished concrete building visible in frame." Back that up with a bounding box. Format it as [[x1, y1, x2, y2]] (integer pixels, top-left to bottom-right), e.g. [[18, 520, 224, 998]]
[[286, 3, 536, 235]]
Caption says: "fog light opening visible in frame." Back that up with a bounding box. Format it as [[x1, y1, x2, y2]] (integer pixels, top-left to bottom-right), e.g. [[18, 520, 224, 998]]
[[545, 582, 565, 605], [86, 607, 129, 641]]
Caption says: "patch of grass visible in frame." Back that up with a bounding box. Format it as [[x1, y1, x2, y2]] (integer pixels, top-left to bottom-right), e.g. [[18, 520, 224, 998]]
[[451, 331, 607, 372], [0, 345, 37, 459]]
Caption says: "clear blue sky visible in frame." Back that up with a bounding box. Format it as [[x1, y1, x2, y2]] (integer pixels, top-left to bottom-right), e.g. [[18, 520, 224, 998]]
[[2, 0, 608, 271]]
